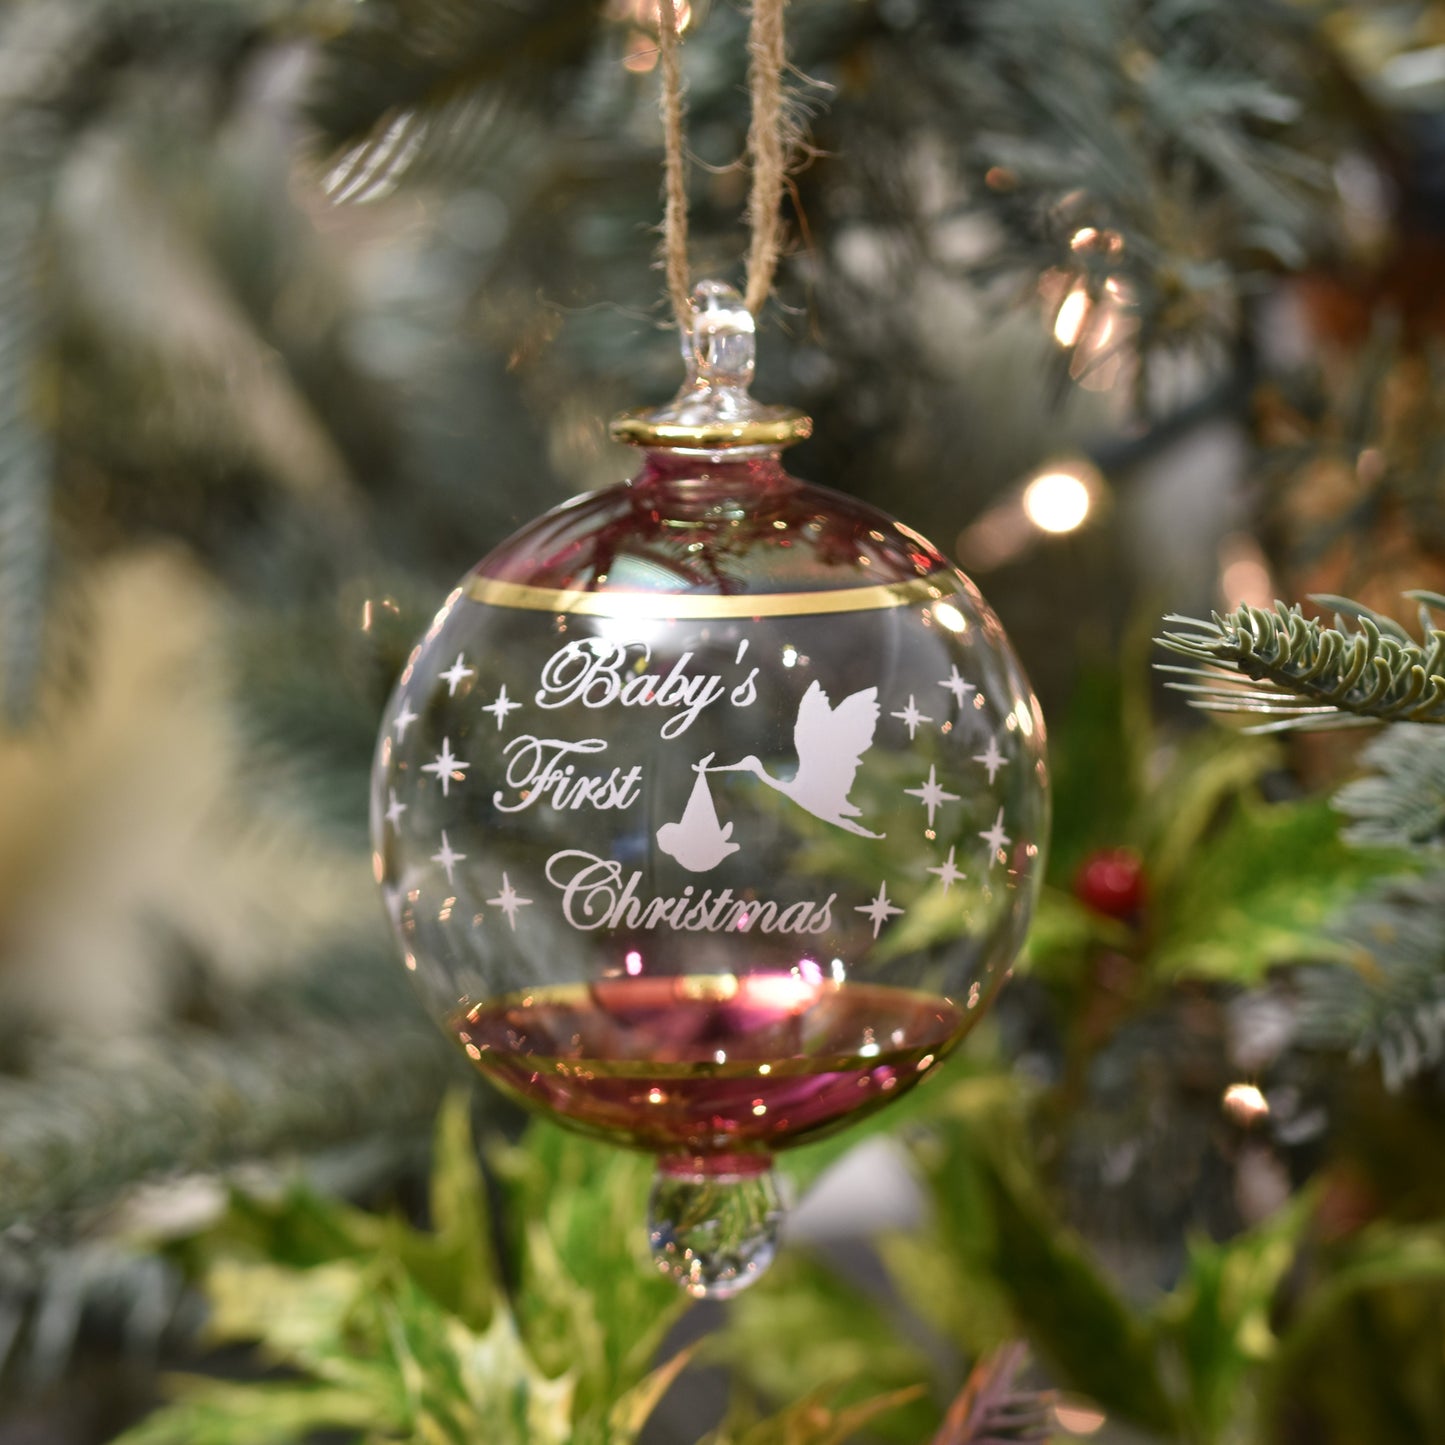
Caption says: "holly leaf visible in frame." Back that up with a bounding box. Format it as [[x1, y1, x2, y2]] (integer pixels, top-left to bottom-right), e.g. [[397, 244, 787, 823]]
[[970, 1148, 1178, 1435], [1265, 1226, 1445, 1445], [416, 1090, 495, 1329], [1150, 797, 1415, 984], [709, 1384, 927, 1445], [1152, 1196, 1312, 1441], [714, 1249, 936, 1442], [111, 1379, 382, 1445], [492, 1119, 686, 1417], [1019, 884, 1131, 981], [607, 1344, 699, 1444], [907, 1082, 1179, 1436]]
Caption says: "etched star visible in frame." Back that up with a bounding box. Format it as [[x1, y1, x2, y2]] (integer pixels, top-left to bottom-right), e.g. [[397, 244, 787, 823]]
[[439, 653, 475, 696], [979, 807, 1011, 867], [482, 683, 522, 730], [928, 846, 966, 894], [905, 764, 961, 828], [422, 737, 469, 796], [938, 664, 976, 710], [384, 787, 407, 830], [487, 872, 533, 931], [432, 830, 466, 886], [890, 694, 933, 740], [393, 698, 419, 741], [973, 734, 1008, 784], [855, 881, 904, 939]]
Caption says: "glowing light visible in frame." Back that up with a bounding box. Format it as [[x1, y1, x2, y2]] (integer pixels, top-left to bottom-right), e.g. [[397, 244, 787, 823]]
[[618, 0, 691, 29], [751, 1100, 767, 1116], [1054, 1400, 1107, 1435], [622, 31, 659, 71], [797, 957, 823, 986], [1223, 1082, 1270, 1123], [932, 601, 967, 633], [1023, 471, 1092, 534], [781, 644, 798, 667], [1218, 533, 1274, 610], [1221, 556, 1272, 609], [617, 0, 691, 67], [723, 973, 819, 1016], [1070, 227, 1123, 255], [625, 949, 643, 976], [648, 1087, 666, 1104], [1053, 286, 1090, 346], [830, 957, 846, 983]]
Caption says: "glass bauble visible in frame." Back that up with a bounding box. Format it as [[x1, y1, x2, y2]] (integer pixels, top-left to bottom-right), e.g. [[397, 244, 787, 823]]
[[371, 284, 1049, 1297]]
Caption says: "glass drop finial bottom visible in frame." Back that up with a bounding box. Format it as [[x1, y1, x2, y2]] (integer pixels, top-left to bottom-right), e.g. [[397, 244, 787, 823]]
[[647, 1155, 783, 1299]]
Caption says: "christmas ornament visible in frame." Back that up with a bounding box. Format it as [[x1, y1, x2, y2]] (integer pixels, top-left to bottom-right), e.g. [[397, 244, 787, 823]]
[[371, 283, 1049, 1296]]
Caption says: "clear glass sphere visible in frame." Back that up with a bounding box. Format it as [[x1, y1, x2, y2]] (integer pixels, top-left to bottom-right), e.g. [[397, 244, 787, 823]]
[[371, 443, 1048, 1295]]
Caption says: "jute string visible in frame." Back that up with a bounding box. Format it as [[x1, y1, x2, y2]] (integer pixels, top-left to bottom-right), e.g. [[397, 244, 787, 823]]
[[655, 0, 791, 330]]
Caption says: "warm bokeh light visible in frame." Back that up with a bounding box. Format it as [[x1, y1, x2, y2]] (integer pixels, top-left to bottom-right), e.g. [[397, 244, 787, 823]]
[[932, 601, 967, 633], [1023, 470, 1093, 534], [1054, 1400, 1107, 1435], [1053, 285, 1090, 346], [1070, 225, 1123, 254], [959, 460, 1105, 568], [616, 0, 692, 70], [1223, 1081, 1270, 1124], [622, 33, 659, 70], [615, 0, 692, 31], [1040, 265, 1135, 390], [1218, 532, 1275, 610]]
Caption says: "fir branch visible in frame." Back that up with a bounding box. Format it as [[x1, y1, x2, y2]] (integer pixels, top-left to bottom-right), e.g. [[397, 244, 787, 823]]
[[0, 1241, 196, 1392], [1334, 723, 1445, 851], [0, 0, 79, 723], [1156, 593, 1445, 732], [309, 0, 606, 204], [0, 1011, 461, 1232], [1297, 872, 1445, 1091], [0, 134, 55, 725]]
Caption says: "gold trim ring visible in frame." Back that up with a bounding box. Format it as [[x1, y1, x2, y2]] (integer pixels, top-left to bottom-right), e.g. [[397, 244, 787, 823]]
[[465, 570, 959, 619], [609, 407, 813, 451]]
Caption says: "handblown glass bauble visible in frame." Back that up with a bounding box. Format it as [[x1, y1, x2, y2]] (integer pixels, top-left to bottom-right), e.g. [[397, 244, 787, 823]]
[[371, 283, 1049, 1296]]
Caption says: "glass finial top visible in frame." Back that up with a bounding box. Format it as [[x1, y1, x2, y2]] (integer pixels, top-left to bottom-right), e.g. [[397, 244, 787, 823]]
[[610, 281, 812, 452]]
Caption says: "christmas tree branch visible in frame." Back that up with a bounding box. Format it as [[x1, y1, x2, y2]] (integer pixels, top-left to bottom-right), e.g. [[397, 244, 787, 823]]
[[1299, 872, 1445, 1091], [0, 1011, 461, 1233], [1334, 723, 1445, 851], [1156, 593, 1445, 731]]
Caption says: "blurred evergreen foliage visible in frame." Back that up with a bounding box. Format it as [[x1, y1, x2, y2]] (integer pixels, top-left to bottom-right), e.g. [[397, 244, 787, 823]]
[[1, 0, 1444, 1439], [111, 1080, 1445, 1445]]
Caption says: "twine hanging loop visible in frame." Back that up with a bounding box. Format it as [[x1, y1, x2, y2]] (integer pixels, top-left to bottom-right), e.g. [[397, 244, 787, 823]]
[[655, 0, 791, 330]]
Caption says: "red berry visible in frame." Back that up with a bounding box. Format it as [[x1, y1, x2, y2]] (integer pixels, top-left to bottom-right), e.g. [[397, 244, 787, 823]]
[[1074, 848, 1146, 920]]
